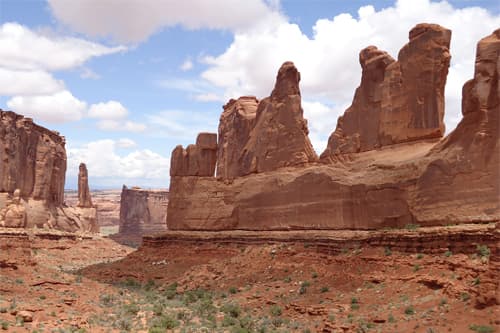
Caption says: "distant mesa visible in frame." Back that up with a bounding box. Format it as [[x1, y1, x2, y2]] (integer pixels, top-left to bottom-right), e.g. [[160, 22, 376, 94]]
[[118, 185, 169, 237], [166, 24, 499, 231]]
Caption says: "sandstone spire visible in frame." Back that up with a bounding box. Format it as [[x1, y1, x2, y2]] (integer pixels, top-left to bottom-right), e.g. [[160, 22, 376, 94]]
[[321, 23, 451, 160], [77, 163, 93, 208], [238, 61, 318, 175]]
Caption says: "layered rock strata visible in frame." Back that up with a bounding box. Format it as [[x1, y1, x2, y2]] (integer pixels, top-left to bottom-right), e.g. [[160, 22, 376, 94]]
[[0, 110, 98, 232], [321, 23, 451, 160], [118, 186, 169, 236], [166, 26, 499, 231]]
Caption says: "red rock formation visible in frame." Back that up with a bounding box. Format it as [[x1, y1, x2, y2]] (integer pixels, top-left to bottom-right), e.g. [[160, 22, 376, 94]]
[[167, 26, 498, 231], [217, 96, 258, 179], [77, 163, 93, 208], [0, 110, 66, 205], [170, 132, 217, 177], [239, 62, 318, 174], [413, 28, 500, 224], [321, 23, 451, 160], [119, 186, 169, 236], [0, 110, 98, 232]]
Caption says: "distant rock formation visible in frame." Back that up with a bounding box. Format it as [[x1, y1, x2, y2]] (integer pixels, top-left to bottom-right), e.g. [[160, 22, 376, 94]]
[[170, 133, 217, 177], [119, 186, 168, 236], [167, 25, 499, 231], [321, 23, 451, 160], [0, 110, 98, 233], [78, 163, 93, 208]]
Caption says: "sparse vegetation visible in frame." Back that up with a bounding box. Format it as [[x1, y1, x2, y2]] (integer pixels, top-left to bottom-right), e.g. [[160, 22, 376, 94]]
[[149, 314, 179, 331], [299, 281, 311, 294], [99, 293, 115, 307], [384, 246, 392, 256], [221, 303, 241, 318], [461, 292, 471, 302], [444, 250, 453, 257], [476, 245, 490, 259], [405, 306, 415, 315], [270, 305, 282, 316], [405, 223, 420, 230], [469, 324, 495, 333], [320, 286, 329, 293], [351, 297, 360, 310]]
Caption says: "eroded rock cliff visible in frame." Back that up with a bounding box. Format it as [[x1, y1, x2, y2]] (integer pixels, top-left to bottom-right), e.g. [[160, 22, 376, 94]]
[[119, 186, 169, 236], [170, 133, 217, 177], [0, 110, 66, 204], [321, 23, 451, 160], [217, 96, 258, 179], [167, 25, 499, 231], [413, 28, 500, 224], [0, 110, 98, 232], [238, 62, 318, 175]]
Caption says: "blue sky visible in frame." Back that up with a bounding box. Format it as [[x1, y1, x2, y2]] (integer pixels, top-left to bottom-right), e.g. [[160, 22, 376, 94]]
[[0, 0, 499, 189]]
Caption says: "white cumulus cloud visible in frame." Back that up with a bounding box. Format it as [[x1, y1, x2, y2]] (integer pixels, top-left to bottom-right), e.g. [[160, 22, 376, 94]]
[[0, 68, 64, 96], [0, 22, 126, 124], [7, 90, 86, 123], [67, 139, 169, 184], [0, 22, 125, 71], [48, 0, 283, 43], [96, 119, 147, 133], [200, 0, 500, 153], [88, 100, 128, 119]]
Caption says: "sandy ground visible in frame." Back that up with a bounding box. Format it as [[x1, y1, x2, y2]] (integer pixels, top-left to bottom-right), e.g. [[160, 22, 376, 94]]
[[0, 225, 498, 332]]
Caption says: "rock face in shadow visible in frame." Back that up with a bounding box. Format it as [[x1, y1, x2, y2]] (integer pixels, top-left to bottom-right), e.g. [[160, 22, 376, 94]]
[[321, 23, 451, 160], [78, 163, 93, 208], [413, 28, 500, 224], [166, 25, 499, 231], [0, 110, 98, 232], [170, 133, 217, 177], [119, 186, 169, 236]]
